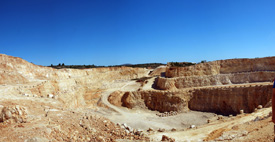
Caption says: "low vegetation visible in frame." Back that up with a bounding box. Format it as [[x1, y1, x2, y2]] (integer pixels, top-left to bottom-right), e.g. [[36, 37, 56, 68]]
[[168, 62, 196, 67], [49, 63, 165, 69]]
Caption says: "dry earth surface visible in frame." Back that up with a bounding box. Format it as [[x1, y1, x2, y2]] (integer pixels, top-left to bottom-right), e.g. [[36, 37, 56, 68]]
[[0, 54, 275, 142]]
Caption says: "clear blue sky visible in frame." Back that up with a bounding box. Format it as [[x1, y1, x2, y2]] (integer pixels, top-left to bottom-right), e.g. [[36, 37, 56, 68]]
[[0, 0, 274, 66]]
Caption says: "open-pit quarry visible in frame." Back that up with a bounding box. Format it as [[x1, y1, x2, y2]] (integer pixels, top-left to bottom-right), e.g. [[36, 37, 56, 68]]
[[0, 54, 274, 142]]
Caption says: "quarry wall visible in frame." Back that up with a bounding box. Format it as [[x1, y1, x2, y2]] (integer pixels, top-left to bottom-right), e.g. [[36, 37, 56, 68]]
[[109, 90, 191, 113], [0, 54, 149, 108], [0, 54, 148, 85], [2, 54, 274, 116], [112, 85, 272, 115], [166, 57, 275, 78], [156, 71, 275, 90], [189, 84, 272, 115]]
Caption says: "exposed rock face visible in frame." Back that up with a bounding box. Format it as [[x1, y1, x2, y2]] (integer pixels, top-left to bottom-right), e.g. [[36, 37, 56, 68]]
[[109, 90, 190, 113], [189, 85, 272, 115], [111, 84, 272, 115], [157, 57, 275, 90], [98, 56, 275, 116], [0, 53, 148, 85], [166, 61, 221, 77], [0, 105, 28, 123], [166, 57, 275, 78], [108, 91, 125, 107], [0, 54, 149, 108], [156, 71, 275, 90]]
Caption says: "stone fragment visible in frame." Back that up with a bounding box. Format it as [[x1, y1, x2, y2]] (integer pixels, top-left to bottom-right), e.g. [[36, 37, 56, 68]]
[[47, 94, 54, 98], [161, 135, 175, 142], [190, 125, 196, 129], [239, 110, 244, 114], [135, 130, 142, 136], [98, 136, 105, 142], [257, 105, 263, 109], [171, 128, 177, 132], [147, 128, 154, 132], [218, 116, 223, 120], [23, 94, 30, 97], [158, 128, 165, 132]]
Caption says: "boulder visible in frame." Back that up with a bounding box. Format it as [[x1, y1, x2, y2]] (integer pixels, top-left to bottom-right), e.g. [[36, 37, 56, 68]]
[[257, 105, 263, 109], [0, 105, 27, 123], [161, 135, 175, 142]]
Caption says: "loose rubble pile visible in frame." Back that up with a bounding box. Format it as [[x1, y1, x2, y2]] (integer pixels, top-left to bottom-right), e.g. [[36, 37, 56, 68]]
[[156, 111, 178, 117], [61, 114, 150, 142], [117, 123, 145, 137], [23, 93, 58, 99], [0, 105, 27, 123], [216, 130, 248, 141]]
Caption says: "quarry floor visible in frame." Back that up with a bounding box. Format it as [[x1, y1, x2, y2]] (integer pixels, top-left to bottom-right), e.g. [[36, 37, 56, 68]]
[[0, 77, 274, 142], [95, 79, 275, 141]]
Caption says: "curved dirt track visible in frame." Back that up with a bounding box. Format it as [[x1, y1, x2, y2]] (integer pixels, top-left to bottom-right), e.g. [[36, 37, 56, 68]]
[[99, 79, 273, 141], [100, 81, 140, 113], [98, 80, 217, 140]]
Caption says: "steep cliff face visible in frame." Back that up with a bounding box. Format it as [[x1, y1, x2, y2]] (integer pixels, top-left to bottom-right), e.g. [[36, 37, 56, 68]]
[[157, 57, 275, 90], [108, 91, 125, 107], [111, 84, 272, 115], [189, 84, 272, 115], [156, 71, 275, 90], [166, 61, 221, 78], [219, 57, 275, 74], [166, 57, 275, 78], [109, 90, 191, 112]]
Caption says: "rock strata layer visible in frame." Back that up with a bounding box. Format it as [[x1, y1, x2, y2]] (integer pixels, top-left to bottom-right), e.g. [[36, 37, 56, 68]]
[[110, 84, 272, 115]]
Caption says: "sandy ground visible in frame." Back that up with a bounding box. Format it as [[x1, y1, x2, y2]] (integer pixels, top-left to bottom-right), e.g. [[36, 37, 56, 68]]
[[149, 108, 272, 141], [142, 77, 156, 90]]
